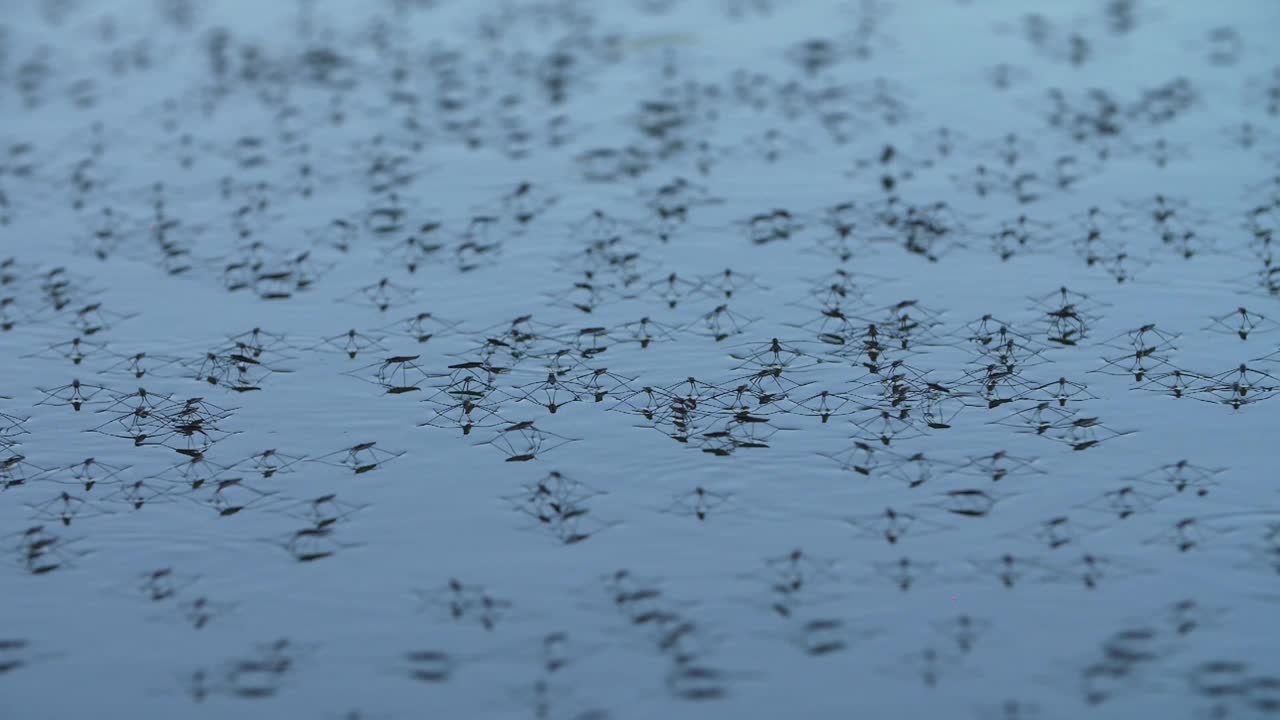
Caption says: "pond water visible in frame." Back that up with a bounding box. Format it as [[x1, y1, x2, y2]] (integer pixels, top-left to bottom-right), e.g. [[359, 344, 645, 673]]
[[1, 1, 1279, 718]]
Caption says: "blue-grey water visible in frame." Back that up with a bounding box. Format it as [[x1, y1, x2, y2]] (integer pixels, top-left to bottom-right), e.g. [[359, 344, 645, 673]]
[[1, 1, 1279, 718]]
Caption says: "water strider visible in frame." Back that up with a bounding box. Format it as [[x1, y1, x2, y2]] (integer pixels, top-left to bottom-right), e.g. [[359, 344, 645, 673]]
[[1, 0, 1279, 718]]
